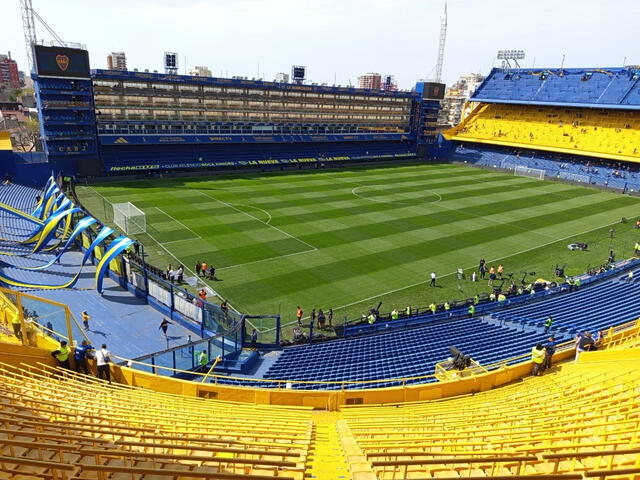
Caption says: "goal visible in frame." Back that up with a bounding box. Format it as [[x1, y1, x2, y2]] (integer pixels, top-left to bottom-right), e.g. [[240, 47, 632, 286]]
[[514, 165, 545, 180], [113, 202, 146, 235]]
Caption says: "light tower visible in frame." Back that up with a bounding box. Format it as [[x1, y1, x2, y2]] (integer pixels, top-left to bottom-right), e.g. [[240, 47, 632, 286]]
[[434, 1, 447, 83]]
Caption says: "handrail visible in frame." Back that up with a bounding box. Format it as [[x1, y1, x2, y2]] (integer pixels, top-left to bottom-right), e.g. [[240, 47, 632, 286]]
[[109, 317, 639, 389], [542, 447, 640, 459], [0, 455, 74, 471], [111, 353, 439, 386], [79, 447, 299, 467], [584, 467, 640, 478], [200, 355, 222, 383], [371, 455, 538, 466], [80, 464, 277, 479]]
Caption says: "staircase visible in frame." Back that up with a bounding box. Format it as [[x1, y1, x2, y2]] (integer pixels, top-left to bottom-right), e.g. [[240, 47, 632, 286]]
[[305, 412, 353, 479]]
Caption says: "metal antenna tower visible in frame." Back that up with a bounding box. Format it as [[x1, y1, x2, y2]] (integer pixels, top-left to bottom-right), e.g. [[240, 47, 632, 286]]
[[20, 0, 68, 73], [434, 1, 447, 83], [20, 0, 37, 73]]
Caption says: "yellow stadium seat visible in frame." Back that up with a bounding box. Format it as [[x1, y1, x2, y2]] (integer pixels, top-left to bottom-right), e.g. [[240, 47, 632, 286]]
[[444, 103, 640, 164]]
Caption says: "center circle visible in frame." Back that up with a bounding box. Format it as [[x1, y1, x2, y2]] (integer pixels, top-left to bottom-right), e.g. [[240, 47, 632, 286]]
[[352, 185, 442, 206]]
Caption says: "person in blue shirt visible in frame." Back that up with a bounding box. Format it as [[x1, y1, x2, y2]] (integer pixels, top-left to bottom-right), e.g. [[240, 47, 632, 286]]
[[543, 335, 557, 371], [74, 340, 95, 374]]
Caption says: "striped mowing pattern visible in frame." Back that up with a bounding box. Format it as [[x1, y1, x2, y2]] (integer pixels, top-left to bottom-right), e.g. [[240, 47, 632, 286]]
[[77, 163, 640, 320]]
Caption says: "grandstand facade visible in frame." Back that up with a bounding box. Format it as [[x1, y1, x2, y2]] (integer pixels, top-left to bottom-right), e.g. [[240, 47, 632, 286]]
[[27, 45, 445, 177], [444, 66, 640, 174]]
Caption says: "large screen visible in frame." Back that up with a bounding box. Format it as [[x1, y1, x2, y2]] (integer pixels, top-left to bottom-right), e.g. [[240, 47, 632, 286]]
[[422, 82, 446, 100], [33, 45, 91, 78], [292, 66, 306, 80]]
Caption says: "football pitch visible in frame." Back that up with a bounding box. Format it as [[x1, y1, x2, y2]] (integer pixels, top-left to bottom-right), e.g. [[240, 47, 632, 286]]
[[76, 163, 640, 324]]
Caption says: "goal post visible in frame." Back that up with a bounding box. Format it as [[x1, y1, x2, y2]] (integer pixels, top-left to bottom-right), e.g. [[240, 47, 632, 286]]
[[113, 202, 146, 235], [514, 165, 545, 180]]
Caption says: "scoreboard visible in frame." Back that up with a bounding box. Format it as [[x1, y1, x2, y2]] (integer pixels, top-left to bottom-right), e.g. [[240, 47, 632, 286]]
[[33, 45, 91, 78]]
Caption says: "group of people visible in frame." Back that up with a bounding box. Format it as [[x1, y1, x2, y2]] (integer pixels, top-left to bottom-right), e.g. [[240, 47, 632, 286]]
[[530, 330, 601, 376], [530, 336, 558, 376], [296, 306, 334, 330], [165, 264, 185, 284], [51, 340, 113, 383], [478, 260, 504, 286], [195, 261, 216, 280]]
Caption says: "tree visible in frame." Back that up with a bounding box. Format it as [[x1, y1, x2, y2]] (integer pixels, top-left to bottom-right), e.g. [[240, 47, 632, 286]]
[[13, 118, 41, 152]]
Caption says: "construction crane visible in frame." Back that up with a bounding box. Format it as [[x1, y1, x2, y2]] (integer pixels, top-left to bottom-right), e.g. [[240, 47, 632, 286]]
[[20, 0, 67, 73], [434, 1, 447, 84]]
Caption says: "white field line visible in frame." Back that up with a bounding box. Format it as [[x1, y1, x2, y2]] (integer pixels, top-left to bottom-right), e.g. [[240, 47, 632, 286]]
[[193, 189, 318, 252], [325, 219, 624, 317], [228, 202, 272, 224], [218, 248, 316, 271], [351, 185, 442, 206], [155, 206, 202, 240], [141, 227, 246, 314], [162, 237, 200, 245], [85, 186, 246, 315], [344, 175, 558, 242]]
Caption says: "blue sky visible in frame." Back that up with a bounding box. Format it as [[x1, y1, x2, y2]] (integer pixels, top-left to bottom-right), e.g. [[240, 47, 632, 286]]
[[2, 0, 637, 89]]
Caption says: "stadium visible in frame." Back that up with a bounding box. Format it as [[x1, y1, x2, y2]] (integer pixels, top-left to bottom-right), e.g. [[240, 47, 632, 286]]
[[1, 1, 640, 479]]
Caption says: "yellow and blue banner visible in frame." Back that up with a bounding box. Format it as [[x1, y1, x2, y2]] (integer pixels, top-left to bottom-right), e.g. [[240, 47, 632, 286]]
[[95, 235, 134, 293], [0, 225, 114, 290], [20, 216, 97, 270]]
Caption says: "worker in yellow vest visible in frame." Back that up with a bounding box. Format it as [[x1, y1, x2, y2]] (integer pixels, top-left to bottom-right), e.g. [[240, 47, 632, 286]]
[[497, 293, 506, 302], [196, 350, 208, 371], [429, 302, 437, 314], [443, 301, 450, 312], [51, 341, 71, 369], [367, 312, 376, 324], [531, 343, 545, 376], [468, 304, 475, 318], [391, 309, 399, 320], [405, 306, 411, 316]]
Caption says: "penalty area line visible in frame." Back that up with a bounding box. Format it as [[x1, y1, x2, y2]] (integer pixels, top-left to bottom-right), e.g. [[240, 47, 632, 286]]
[[217, 247, 317, 271], [192, 189, 318, 252], [154, 207, 202, 240]]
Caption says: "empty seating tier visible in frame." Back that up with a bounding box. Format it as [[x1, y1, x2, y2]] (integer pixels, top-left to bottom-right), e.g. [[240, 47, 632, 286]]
[[341, 355, 640, 479], [445, 103, 640, 163], [1, 348, 640, 479]]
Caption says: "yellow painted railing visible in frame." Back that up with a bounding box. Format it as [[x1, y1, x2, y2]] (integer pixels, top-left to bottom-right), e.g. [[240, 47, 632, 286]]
[[1, 284, 639, 409]]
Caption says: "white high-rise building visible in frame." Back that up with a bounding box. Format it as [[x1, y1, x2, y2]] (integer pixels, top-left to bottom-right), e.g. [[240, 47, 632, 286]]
[[438, 73, 485, 126], [188, 66, 212, 77], [274, 72, 289, 83], [107, 52, 127, 71]]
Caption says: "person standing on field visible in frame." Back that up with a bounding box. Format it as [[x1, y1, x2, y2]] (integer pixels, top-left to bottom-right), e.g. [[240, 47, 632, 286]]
[[81, 311, 90, 331]]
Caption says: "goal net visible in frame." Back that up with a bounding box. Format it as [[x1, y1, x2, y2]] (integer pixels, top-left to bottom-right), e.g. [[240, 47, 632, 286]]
[[113, 202, 146, 235], [514, 165, 545, 180]]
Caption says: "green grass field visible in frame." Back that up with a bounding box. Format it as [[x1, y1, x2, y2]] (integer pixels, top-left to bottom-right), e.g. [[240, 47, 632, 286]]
[[76, 163, 640, 326]]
